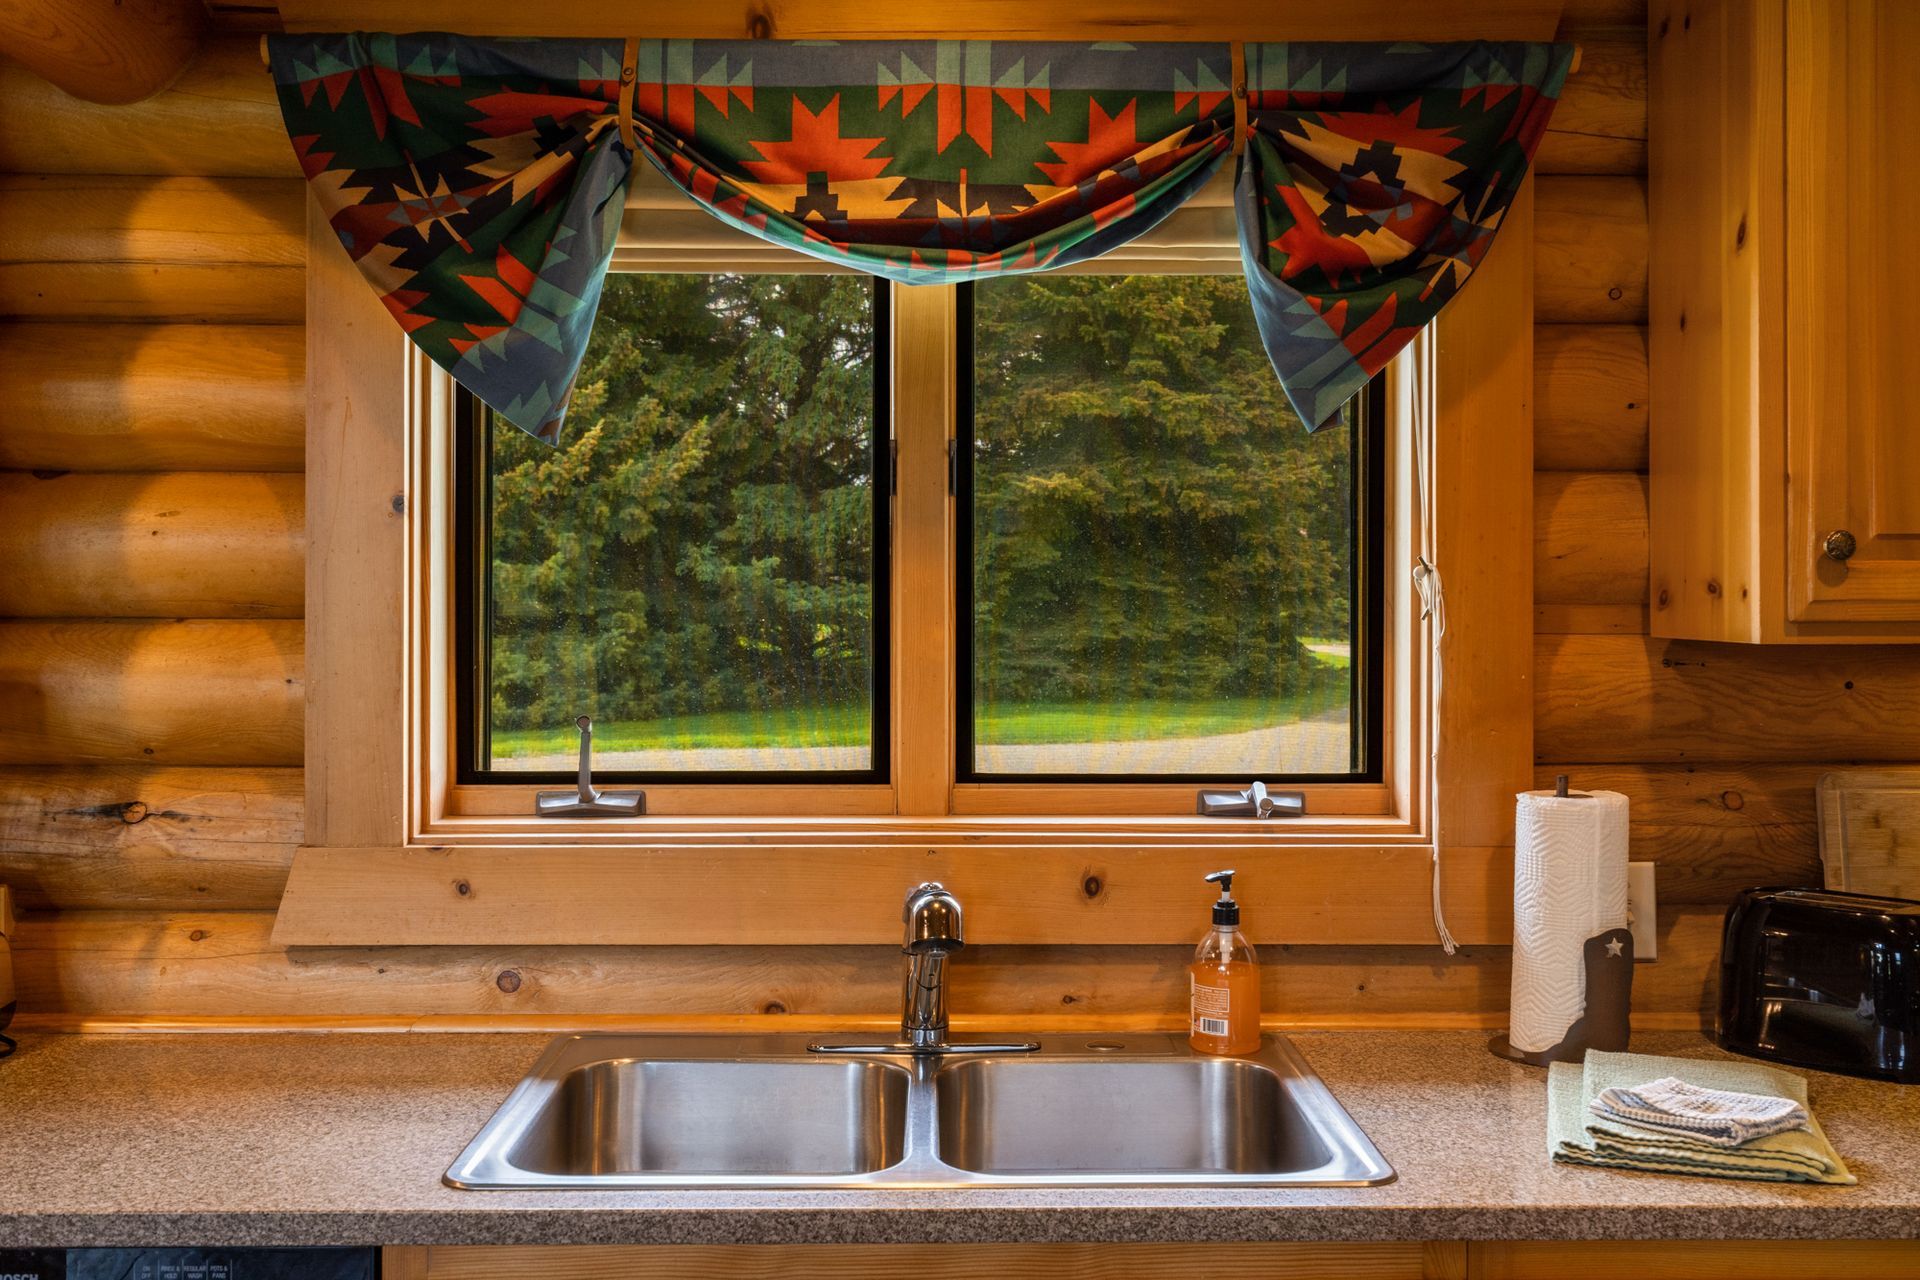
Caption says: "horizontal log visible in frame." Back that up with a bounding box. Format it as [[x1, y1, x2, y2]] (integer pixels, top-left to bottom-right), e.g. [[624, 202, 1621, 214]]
[[10, 904, 1727, 1022], [0, 619, 302, 766], [0, 0, 204, 106], [1536, 634, 1920, 764], [0, 766, 300, 910], [0, 472, 303, 619], [270, 1, 1565, 41], [0, 175, 304, 322], [1535, 175, 1647, 324], [1534, 324, 1648, 471], [0, 37, 291, 177], [0, 323, 303, 472], [1534, 603, 1646, 635], [1532, 763, 1826, 901], [0, 326, 303, 475], [1536, 31, 1646, 176], [1559, 2, 1646, 26], [1534, 471, 1648, 605]]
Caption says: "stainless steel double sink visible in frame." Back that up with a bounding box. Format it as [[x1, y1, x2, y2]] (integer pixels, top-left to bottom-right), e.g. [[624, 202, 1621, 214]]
[[445, 1032, 1394, 1189]]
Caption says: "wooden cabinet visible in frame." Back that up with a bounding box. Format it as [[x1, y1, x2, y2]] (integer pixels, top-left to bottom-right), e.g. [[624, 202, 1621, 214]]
[[1649, 0, 1920, 642]]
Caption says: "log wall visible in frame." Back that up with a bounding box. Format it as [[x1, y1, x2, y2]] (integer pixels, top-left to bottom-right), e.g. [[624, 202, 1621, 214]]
[[0, 9, 1886, 1030]]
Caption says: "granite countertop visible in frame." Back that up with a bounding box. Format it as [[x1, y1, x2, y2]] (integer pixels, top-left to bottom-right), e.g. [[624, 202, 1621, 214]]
[[1, 1029, 1916, 1247]]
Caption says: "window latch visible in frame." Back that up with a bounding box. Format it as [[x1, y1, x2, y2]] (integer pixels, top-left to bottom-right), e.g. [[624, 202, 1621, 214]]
[[1196, 781, 1305, 819], [536, 715, 645, 816]]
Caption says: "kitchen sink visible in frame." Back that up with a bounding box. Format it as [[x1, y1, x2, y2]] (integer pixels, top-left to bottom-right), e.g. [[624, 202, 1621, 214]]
[[445, 1032, 1392, 1189]]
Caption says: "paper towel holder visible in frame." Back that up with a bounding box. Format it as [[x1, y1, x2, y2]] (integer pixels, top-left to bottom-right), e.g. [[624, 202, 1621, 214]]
[[1490, 926, 1635, 1066]]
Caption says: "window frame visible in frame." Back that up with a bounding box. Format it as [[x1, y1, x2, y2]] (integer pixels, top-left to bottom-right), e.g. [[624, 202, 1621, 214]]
[[274, 180, 1539, 950]]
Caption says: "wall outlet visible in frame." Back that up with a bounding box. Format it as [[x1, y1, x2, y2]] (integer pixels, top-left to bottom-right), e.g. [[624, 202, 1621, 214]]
[[1627, 861, 1658, 961]]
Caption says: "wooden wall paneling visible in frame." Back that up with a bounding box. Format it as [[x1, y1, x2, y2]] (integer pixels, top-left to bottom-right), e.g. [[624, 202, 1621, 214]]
[[1536, 634, 1920, 764], [0, 766, 301, 910], [269, 844, 1514, 948], [415, 1242, 1455, 1280], [1535, 176, 1648, 324], [0, 472, 304, 618], [0, 619, 302, 766], [0, 37, 292, 178], [275, 1, 1565, 41], [303, 201, 407, 848], [0, 175, 304, 322], [1534, 471, 1648, 607], [1533, 325, 1648, 472], [11, 905, 1730, 1027], [1536, 30, 1647, 176], [0, 0, 204, 106], [0, 323, 304, 472]]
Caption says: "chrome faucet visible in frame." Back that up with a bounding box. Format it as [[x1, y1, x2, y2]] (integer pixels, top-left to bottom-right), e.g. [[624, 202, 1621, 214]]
[[902, 882, 964, 1047], [809, 883, 1038, 1057]]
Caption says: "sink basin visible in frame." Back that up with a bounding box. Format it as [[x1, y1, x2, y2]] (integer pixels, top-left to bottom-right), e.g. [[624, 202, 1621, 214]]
[[446, 1032, 1392, 1189], [935, 1056, 1331, 1177]]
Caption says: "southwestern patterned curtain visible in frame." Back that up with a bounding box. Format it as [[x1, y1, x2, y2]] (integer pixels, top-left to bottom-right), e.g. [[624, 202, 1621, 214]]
[[267, 32, 1571, 444], [1236, 42, 1574, 427]]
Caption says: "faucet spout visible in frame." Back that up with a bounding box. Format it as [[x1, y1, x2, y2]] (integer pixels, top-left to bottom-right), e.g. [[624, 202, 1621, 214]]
[[902, 882, 963, 1047]]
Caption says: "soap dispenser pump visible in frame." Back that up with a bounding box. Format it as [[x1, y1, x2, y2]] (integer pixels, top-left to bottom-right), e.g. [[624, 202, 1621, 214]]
[[1188, 869, 1261, 1055]]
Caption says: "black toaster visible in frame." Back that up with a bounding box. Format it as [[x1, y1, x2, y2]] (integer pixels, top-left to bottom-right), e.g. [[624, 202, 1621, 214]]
[[1717, 887, 1920, 1084]]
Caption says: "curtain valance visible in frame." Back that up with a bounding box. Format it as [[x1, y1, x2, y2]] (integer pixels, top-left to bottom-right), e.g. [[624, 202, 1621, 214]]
[[268, 32, 1571, 443]]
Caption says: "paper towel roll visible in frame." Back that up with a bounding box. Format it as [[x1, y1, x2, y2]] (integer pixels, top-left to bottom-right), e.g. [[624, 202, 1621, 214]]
[[1509, 787, 1630, 1053]]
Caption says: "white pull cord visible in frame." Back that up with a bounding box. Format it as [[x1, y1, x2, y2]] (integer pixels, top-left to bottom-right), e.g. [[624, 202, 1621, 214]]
[[1410, 370, 1458, 955]]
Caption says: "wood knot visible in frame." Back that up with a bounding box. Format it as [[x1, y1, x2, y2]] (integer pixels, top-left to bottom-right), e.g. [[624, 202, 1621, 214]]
[[1844, 680, 1855, 691], [762, 1001, 787, 1015], [1678, 311, 1687, 332], [188, 929, 207, 942], [1060, 993, 1078, 1005], [1706, 579, 1721, 596], [1656, 588, 1670, 608], [1721, 790, 1745, 811], [746, 8, 773, 38], [1081, 873, 1104, 900], [119, 801, 149, 825], [496, 969, 522, 994], [1735, 216, 1748, 250], [454, 879, 471, 897], [1608, 286, 1624, 301], [390, 494, 406, 515]]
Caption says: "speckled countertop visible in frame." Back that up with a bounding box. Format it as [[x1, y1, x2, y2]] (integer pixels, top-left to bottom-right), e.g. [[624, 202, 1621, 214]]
[[0, 1029, 1915, 1247]]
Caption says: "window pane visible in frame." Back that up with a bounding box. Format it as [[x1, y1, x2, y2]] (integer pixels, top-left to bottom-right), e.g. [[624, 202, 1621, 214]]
[[478, 273, 883, 776], [964, 275, 1366, 779]]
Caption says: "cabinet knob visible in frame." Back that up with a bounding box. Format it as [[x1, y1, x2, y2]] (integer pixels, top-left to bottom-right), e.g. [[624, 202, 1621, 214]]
[[1823, 530, 1857, 562]]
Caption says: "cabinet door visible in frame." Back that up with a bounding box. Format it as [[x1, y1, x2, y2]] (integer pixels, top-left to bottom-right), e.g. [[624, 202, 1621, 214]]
[[1786, 0, 1920, 622]]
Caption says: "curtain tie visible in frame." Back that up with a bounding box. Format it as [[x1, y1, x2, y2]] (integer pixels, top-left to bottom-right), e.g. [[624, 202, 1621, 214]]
[[618, 36, 639, 153], [1231, 41, 1247, 156]]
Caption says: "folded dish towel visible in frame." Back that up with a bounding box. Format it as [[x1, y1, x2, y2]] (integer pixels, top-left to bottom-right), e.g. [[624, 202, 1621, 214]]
[[1548, 1050, 1855, 1184], [1592, 1075, 1810, 1147]]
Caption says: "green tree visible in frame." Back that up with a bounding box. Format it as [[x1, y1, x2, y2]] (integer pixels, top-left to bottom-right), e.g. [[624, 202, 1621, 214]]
[[970, 274, 1352, 709], [487, 273, 877, 734]]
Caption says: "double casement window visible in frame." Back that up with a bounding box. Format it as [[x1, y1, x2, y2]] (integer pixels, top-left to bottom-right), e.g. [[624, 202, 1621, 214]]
[[454, 269, 1382, 814]]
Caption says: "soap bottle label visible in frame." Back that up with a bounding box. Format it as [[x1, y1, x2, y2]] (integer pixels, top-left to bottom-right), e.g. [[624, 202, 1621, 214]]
[[1191, 976, 1231, 1038]]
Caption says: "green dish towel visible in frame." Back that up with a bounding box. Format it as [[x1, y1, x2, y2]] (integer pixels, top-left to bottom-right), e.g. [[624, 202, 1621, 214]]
[[1548, 1050, 1855, 1184]]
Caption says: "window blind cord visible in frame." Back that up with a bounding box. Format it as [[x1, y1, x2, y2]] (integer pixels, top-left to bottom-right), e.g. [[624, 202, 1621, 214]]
[[1410, 392, 1458, 956]]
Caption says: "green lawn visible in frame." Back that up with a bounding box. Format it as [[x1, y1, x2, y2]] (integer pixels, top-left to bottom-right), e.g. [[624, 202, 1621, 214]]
[[491, 684, 1349, 758]]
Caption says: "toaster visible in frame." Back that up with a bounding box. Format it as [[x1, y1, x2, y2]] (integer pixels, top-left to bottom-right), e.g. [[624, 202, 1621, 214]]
[[1717, 887, 1920, 1084]]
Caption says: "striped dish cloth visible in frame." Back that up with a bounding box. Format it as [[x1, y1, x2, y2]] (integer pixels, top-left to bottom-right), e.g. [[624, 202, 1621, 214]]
[[1592, 1075, 1810, 1147]]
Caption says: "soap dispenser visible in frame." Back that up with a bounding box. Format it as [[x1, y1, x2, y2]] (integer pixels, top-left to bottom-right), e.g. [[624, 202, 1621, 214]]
[[1189, 869, 1261, 1055]]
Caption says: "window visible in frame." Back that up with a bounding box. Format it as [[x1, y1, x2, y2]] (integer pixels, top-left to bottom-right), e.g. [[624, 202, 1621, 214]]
[[456, 273, 890, 783], [455, 272, 1380, 804], [957, 276, 1381, 783]]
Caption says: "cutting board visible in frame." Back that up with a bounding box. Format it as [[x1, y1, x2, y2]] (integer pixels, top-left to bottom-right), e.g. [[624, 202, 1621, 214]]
[[1817, 768, 1920, 901]]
